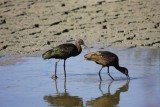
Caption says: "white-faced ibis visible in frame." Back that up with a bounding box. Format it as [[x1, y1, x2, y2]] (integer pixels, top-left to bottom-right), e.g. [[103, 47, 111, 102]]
[[84, 51, 129, 81], [42, 39, 88, 79]]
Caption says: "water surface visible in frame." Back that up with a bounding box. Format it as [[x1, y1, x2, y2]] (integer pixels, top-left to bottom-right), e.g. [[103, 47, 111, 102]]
[[0, 48, 159, 107]]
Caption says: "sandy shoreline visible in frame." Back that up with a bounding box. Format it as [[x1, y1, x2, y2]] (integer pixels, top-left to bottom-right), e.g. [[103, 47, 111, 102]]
[[0, 0, 160, 56]]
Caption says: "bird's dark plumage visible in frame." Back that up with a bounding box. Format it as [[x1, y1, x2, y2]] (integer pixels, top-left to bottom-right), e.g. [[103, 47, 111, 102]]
[[84, 51, 129, 81], [42, 44, 81, 59], [42, 39, 87, 79]]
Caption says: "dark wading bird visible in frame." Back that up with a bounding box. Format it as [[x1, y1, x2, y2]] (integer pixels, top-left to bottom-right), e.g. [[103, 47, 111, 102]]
[[84, 51, 130, 81], [42, 39, 88, 79]]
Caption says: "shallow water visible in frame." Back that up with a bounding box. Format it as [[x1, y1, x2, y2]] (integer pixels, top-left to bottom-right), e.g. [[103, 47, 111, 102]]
[[0, 48, 160, 107]]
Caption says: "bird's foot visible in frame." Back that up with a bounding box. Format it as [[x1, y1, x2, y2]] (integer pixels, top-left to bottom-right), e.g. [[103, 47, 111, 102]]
[[51, 75, 58, 80]]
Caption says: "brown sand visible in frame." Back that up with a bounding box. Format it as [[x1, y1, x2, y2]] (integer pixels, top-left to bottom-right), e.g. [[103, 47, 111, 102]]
[[0, 0, 160, 56]]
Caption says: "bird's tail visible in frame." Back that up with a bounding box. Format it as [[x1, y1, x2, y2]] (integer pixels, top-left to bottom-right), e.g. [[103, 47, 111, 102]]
[[42, 49, 53, 59]]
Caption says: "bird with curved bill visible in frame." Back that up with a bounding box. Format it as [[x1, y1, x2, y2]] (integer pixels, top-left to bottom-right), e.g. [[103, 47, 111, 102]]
[[84, 51, 130, 81], [42, 39, 90, 79]]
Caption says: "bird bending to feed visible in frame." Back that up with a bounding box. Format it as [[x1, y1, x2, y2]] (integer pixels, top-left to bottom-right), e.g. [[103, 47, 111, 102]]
[[42, 39, 89, 79], [84, 51, 130, 81]]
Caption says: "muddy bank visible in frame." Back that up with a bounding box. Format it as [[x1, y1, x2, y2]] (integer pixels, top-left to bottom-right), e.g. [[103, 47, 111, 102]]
[[0, 0, 160, 56]]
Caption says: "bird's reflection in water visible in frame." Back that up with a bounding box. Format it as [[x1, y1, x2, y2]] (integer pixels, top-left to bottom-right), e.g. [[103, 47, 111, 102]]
[[44, 78, 83, 107], [86, 80, 129, 107]]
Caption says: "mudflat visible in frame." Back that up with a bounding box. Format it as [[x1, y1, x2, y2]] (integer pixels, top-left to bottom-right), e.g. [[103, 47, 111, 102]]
[[0, 0, 160, 56]]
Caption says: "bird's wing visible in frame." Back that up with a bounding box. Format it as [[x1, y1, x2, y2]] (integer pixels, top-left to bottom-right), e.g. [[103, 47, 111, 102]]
[[52, 44, 77, 58], [96, 51, 117, 65]]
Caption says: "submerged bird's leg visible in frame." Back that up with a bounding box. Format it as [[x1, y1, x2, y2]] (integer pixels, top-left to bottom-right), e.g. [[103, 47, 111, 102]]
[[99, 66, 104, 81], [107, 67, 114, 80], [63, 59, 66, 78], [52, 59, 60, 79]]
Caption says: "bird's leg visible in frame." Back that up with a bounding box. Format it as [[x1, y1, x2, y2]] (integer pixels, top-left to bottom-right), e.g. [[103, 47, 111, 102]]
[[52, 59, 60, 79], [99, 66, 104, 81], [63, 59, 66, 78], [107, 67, 114, 80]]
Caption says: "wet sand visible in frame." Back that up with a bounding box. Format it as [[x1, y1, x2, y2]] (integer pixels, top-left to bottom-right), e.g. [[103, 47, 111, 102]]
[[0, 0, 160, 56], [0, 48, 160, 107]]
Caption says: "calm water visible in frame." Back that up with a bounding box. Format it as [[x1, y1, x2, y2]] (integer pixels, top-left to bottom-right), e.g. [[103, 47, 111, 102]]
[[0, 48, 160, 107]]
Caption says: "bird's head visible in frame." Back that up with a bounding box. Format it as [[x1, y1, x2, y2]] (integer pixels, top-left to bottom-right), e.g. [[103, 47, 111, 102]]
[[120, 67, 130, 79], [76, 39, 85, 45], [76, 38, 91, 52]]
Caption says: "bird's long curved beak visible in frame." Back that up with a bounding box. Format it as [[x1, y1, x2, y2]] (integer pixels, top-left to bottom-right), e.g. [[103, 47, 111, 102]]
[[83, 44, 91, 52], [127, 75, 130, 80]]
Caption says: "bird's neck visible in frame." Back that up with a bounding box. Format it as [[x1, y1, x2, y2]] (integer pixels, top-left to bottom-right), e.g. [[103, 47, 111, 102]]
[[75, 42, 82, 53], [115, 65, 125, 74]]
